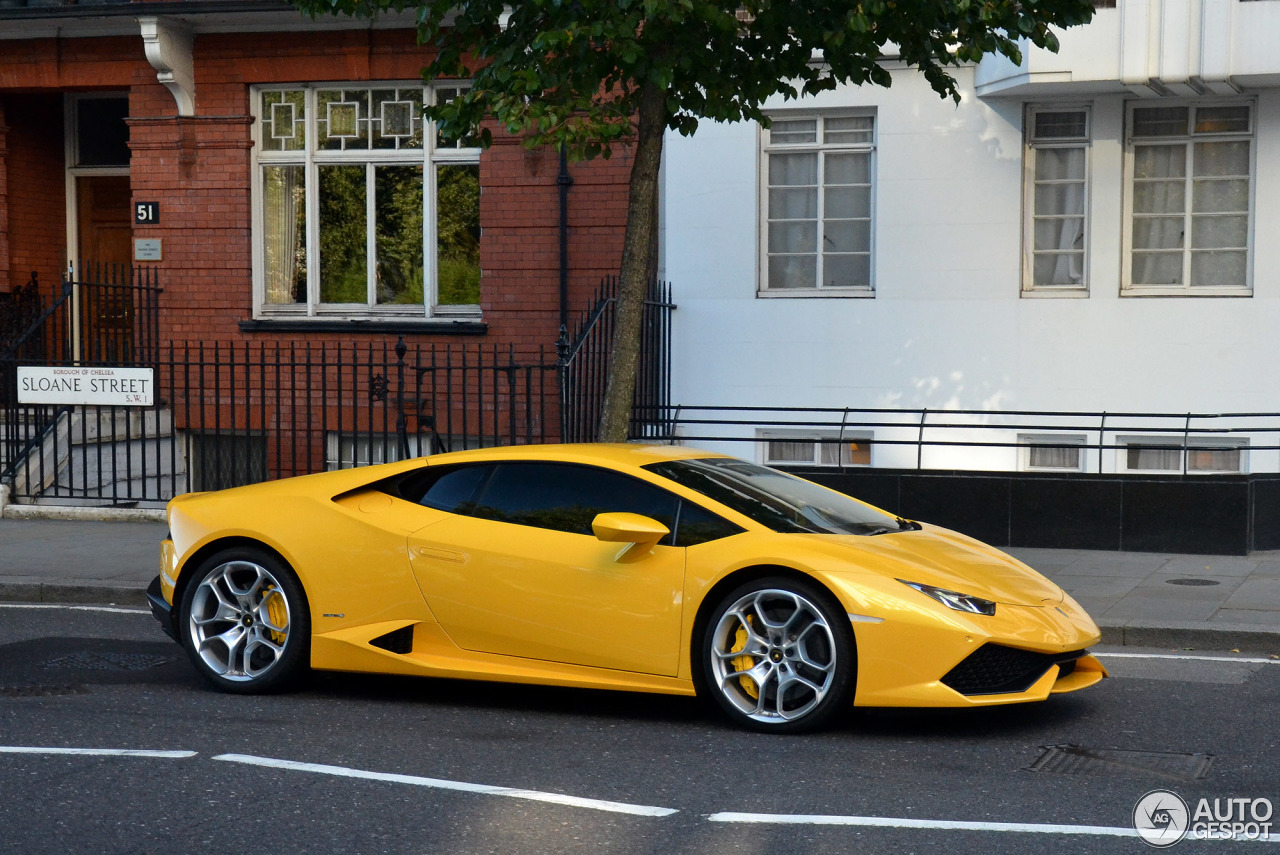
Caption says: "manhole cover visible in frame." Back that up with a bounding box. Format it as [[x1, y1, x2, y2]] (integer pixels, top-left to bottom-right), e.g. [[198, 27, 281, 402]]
[[1028, 745, 1214, 781], [0, 638, 194, 688], [42, 652, 175, 672], [1166, 578, 1220, 587]]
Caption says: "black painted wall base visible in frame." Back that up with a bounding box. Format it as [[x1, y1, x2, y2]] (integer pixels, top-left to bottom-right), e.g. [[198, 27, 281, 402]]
[[793, 468, 1280, 557]]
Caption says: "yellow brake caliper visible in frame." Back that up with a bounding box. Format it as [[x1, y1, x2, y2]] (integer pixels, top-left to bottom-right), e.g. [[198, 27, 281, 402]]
[[263, 587, 288, 645], [730, 622, 759, 699]]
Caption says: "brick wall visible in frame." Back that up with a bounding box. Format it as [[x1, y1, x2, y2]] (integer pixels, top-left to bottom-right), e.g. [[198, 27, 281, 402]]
[[0, 27, 633, 360], [2, 94, 66, 296], [0, 99, 7, 292]]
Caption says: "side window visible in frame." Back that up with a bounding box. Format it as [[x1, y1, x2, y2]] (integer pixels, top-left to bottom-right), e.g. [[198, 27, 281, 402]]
[[469, 463, 680, 537], [393, 463, 493, 512], [421, 465, 492, 512], [675, 501, 744, 547]]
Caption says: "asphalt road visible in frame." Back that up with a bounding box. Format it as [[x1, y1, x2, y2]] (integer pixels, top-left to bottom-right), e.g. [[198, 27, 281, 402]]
[[0, 605, 1277, 854]]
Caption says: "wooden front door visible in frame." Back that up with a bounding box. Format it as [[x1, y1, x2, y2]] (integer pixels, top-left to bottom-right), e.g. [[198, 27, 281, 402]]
[[76, 176, 133, 361], [77, 176, 131, 267]]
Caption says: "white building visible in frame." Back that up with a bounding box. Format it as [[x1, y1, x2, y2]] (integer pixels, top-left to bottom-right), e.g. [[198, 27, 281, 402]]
[[659, 1, 1280, 477]]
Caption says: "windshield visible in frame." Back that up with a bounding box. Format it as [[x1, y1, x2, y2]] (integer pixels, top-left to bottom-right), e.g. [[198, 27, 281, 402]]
[[644, 458, 914, 536]]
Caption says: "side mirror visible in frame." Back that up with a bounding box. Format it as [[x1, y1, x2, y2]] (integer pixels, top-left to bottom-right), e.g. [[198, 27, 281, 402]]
[[592, 512, 669, 558]]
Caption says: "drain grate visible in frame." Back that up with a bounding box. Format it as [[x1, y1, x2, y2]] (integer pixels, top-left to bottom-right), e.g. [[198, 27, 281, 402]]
[[42, 652, 175, 673], [1166, 578, 1220, 587], [1028, 745, 1214, 781]]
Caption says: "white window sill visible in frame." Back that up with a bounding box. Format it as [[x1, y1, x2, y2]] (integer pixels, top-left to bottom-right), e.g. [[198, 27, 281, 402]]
[[757, 288, 875, 299], [240, 316, 487, 335], [1120, 287, 1253, 298], [1021, 287, 1089, 299]]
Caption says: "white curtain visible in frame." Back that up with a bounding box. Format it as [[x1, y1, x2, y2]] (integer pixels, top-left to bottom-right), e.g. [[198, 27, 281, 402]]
[[1131, 144, 1185, 286], [263, 165, 305, 304], [1033, 147, 1086, 285]]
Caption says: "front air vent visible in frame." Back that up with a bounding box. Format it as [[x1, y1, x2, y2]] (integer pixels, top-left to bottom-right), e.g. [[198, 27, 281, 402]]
[[369, 626, 414, 655], [941, 644, 1085, 696]]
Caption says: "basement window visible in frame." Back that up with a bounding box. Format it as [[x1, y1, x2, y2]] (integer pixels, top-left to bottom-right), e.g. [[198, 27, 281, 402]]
[[760, 429, 872, 467]]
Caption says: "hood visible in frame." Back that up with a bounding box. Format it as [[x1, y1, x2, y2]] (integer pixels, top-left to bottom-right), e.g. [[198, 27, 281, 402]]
[[803, 524, 1063, 607]]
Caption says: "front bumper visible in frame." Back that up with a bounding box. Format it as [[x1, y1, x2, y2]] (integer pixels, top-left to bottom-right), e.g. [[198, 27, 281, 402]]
[[146, 576, 177, 642]]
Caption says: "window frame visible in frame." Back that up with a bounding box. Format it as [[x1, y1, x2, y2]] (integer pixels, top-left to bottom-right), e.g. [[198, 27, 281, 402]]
[[1116, 435, 1248, 475], [1022, 104, 1091, 296], [758, 110, 877, 298], [1017, 433, 1087, 472], [1120, 100, 1256, 297], [758, 428, 873, 468], [250, 82, 481, 321], [325, 431, 427, 471]]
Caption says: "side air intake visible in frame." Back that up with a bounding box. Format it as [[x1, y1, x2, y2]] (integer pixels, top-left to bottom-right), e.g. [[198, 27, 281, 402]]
[[369, 625, 414, 655]]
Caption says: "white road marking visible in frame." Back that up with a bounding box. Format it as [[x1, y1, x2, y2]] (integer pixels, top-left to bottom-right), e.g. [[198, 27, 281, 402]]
[[0, 746, 195, 758], [213, 754, 678, 818], [0, 603, 148, 615], [1096, 652, 1280, 665], [708, 812, 1280, 842], [708, 812, 1138, 836]]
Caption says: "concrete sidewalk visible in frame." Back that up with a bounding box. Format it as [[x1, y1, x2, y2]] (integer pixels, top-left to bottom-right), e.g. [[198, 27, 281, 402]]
[[0, 517, 1277, 653]]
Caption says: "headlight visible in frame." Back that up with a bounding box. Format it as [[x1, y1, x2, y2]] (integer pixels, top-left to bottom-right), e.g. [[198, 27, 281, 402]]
[[898, 580, 997, 616]]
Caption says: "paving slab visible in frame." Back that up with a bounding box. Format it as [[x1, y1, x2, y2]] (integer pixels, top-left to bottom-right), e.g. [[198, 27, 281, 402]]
[[1221, 578, 1280, 610]]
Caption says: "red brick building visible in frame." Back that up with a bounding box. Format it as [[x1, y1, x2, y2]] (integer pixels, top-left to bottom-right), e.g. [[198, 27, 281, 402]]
[[0, 3, 642, 500], [0, 3, 630, 352]]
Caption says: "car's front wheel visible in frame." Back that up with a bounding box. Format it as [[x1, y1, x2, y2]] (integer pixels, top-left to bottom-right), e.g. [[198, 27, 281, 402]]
[[179, 547, 310, 694], [699, 577, 855, 733]]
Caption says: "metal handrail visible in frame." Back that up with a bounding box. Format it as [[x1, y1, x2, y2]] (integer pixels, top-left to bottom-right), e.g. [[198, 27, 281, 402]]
[[633, 403, 1280, 474]]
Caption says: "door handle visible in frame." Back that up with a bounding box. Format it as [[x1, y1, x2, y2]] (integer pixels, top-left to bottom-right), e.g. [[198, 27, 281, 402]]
[[415, 546, 465, 563]]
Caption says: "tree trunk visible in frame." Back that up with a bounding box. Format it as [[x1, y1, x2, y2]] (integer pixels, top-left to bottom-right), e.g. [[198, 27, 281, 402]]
[[597, 82, 666, 442]]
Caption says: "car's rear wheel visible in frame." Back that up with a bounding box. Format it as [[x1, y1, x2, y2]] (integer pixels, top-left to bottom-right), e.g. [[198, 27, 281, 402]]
[[699, 577, 855, 733], [179, 547, 309, 693]]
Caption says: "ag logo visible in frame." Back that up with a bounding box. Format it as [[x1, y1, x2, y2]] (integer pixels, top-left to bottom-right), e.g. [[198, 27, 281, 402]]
[[1134, 789, 1190, 847]]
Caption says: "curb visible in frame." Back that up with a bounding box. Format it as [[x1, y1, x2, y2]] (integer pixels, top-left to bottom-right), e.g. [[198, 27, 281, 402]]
[[1099, 620, 1280, 655], [0, 582, 149, 609], [1, 504, 166, 523]]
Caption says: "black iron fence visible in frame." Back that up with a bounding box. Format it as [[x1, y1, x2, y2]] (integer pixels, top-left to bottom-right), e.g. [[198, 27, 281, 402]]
[[0, 265, 162, 367], [2, 273, 674, 507], [648, 404, 1280, 475], [1, 339, 556, 506], [2, 266, 164, 494], [0, 274, 45, 359], [558, 277, 674, 442], [71, 263, 164, 366]]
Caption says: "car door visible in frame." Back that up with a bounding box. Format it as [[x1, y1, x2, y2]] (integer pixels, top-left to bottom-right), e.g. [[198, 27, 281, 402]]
[[407, 462, 688, 676]]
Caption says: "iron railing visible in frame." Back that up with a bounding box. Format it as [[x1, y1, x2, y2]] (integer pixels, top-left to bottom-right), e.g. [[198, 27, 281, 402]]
[[1, 264, 162, 367], [558, 277, 674, 442], [0, 273, 46, 359], [69, 262, 163, 366], [2, 265, 164, 487], [2, 339, 556, 505], [647, 404, 1280, 475]]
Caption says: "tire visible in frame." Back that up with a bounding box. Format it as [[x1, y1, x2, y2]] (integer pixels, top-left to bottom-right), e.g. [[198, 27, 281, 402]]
[[697, 576, 855, 733], [179, 547, 310, 694]]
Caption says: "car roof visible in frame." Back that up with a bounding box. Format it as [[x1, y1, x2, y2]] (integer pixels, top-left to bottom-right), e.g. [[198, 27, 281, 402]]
[[421, 442, 731, 469]]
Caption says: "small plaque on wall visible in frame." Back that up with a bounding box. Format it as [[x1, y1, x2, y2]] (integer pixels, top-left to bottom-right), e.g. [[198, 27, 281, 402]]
[[134, 238, 162, 261], [134, 202, 160, 224]]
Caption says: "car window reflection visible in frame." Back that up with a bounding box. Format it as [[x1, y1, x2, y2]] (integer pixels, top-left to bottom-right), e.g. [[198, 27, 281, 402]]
[[645, 458, 910, 536]]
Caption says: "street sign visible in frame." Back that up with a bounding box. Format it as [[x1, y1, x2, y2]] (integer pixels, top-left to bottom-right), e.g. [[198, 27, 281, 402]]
[[17, 366, 156, 406]]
